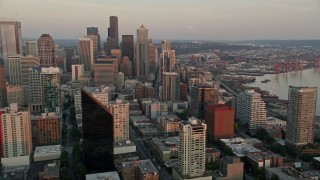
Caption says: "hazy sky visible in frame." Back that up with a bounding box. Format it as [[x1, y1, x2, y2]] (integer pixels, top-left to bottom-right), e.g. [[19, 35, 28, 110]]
[[1, 0, 320, 41]]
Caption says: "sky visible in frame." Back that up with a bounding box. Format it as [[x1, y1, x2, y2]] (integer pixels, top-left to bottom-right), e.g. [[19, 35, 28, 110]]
[[0, 0, 320, 41]]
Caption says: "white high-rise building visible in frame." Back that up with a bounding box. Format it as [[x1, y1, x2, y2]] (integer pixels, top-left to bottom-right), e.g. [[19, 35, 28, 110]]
[[0, 103, 32, 166], [107, 99, 129, 143], [286, 86, 317, 147], [174, 117, 207, 179], [236, 89, 266, 130], [72, 64, 84, 81], [136, 25, 149, 78]]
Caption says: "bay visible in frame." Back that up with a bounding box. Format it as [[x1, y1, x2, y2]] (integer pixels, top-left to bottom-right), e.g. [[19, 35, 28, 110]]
[[247, 68, 320, 116]]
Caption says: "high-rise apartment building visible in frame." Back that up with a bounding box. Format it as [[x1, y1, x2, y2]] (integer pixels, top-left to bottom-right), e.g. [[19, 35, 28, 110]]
[[173, 117, 207, 179], [81, 89, 114, 172], [38, 34, 55, 67], [20, 55, 40, 85], [286, 86, 317, 147], [94, 56, 118, 86], [26, 41, 38, 57], [136, 25, 149, 78], [8, 55, 21, 85], [0, 20, 22, 72], [107, 99, 129, 143], [72, 64, 84, 81], [79, 37, 94, 73], [190, 85, 219, 120], [87, 27, 101, 52], [161, 72, 180, 102], [0, 104, 32, 162], [205, 104, 235, 140], [29, 67, 61, 113], [65, 47, 75, 73], [236, 89, 267, 131], [120, 56, 133, 79], [121, 35, 134, 70], [36, 112, 61, 146]]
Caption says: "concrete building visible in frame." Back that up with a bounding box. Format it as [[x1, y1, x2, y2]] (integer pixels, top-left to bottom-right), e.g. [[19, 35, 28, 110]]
[[137, 159, 159, 180], [0, 20, 22, 72], [220, 138, 261, 158], [174, 117, 207, 179], [121, 35, 134, 74], [79, 37, 94, 72], [286, 86, 317, 147], [113, 140, 136, 155], [72, 64, 84, 81], [111, 49, 121, 71], [265, 166, 319, 180], [0, 48, 7, 108], [85, 35, 99, 61], [86, 171, 120, 180], [40, 161, 60, 180], [161, 72, 180, 102], [33, 145, 61, 162], [135, 83, 155, 101], [190, 85, 219, 120], [136, 25, 149, 78], [107, 99, 129, 143], [6, 85, 25, 107], [246, 152, 284, 173], [36, 112, 61, 146], [180, 83, 188, 101], [94, 56, 118, 86], [213, 156, 244, 180], [26, 41, 38, 57], [149, 41, 157, 73], [87, 27, 101, 52], [0, 104, 32, 166], [157, 115, 180, 133], [205, 104, 235, 140], [108, 16, 119, 48], [150, 137, 179, 162], [120, 56, 133, 79], [38, 34, 55, 67], [206, 148, 220, 163], [236, 89, 266, 131], [8, 55, 21, 85], [20, 55, 40, 85], [160, 49, 175, 74]]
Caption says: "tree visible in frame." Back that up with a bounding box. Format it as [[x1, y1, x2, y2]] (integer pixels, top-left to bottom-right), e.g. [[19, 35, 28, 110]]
[[73, 163, 87, 177], [60, 151, 69, 167], [176, 109, 189, 120], [206, 162, 220, 170]]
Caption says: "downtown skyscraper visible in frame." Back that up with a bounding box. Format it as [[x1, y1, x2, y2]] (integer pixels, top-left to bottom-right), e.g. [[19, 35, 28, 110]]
[[0, 36, 7, 108], [286, 86, 317, 147], [136, 25, 149, 78], [37, 34, 55, 67], [105, 16, 119, 55]]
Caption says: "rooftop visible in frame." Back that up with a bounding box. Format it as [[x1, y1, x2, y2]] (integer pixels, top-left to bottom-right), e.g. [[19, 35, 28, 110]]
[[137, 159, 159, 175], [34, 145, 61, 158], [220, 138, 261, 157], [85, 171, 121, 180], [151, 137, 179, 152], [43, 161, 59, 178]]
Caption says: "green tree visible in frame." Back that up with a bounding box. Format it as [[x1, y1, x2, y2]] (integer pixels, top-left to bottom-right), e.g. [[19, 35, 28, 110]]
[[206, 162, 220, 170], [60, 151, 69, 167], [73, 163, 87, 177]]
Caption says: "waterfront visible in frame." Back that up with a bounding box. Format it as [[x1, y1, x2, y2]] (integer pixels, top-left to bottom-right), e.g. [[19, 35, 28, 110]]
[[247, 68, 320, 116]]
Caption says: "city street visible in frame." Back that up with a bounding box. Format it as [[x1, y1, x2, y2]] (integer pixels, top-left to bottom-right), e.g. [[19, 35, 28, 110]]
[[63, 105, 75, 179]]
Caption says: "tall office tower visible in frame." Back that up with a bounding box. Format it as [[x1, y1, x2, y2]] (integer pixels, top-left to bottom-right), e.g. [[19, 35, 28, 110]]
[[111, 49, 121, 71], [161, 72, 180, 102], [94, 56, 118, 87], [236, 89, 267, 131], [8, 55, 21, 85], [105, 37, 118, 56], [286, 86, 317, 147], [121, 35, 134, 69], [20, 55, 40, 85], [173, 117, 206, 179], [108, 16, 119, 46], [29, 67, 61, 113], [107, 99, 129, 143], [65, 47, 75, 72], [149, 41, 157, 73], [190, 85, 219, 120], [0, 20, 22, 72], [79, 37, 94, 73], [205, 104, 235, 140], [0, 104, 32, 165], [26, 41, 38, 57], [72, 64, 84, 81], [136, 25, 149, 78], [85, 35, 99, 61], [0, 40, 7, 108], [87, 27, 101, 51], [81, 89, 114, 172], [162, 40, 171, 52], [38, 34, 55, 67], [120, 56, 133, 79], [180, 83, 188, 101], [161, 49, 175, 73], [36, 112, 60, 146]]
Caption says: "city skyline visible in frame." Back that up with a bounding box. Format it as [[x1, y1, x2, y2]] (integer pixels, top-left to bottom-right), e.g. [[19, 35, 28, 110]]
[[1, 0, 320, 40]]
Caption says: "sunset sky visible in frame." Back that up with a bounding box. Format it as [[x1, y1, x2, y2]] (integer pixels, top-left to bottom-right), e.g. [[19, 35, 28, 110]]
[[1, 0, 319, 40]]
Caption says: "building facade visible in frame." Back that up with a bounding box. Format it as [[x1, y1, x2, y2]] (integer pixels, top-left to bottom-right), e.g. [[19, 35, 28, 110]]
[[161, 72, 180, 102], [121, 35, 134, 72], [136, 25, 149, 78], [8, 55, 21, 85], [20, 55, 40, 85], [26, 41, 38, 57], [38, 34, 55, 67], [79, 37, 94, 72], [72, 64, 84, 81], [36, 112, 61, 146], [94, 56, 118, 86]]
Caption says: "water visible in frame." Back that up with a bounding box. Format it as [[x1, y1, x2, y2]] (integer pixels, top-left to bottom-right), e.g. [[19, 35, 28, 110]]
[[247, 68, 320, 116]]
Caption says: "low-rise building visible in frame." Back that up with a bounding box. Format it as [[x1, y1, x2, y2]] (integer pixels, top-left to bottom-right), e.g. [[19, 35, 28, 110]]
[[220, 138, 261, 158], [150, 137, 179, 162], [206, 148, 220, 163], [114, 140, 136, 155], [137, 159, 159, 180], [86, 171, 121, 180], [137, 125, 162, 138], [33, 145, 62, 162], [246, 152, 284, 173], [213, 156, 244, 180], [39, 161, 60, 180], [130, 115, 152, 126], [265, 166, 320, 180], [158, 115, 181, 134]]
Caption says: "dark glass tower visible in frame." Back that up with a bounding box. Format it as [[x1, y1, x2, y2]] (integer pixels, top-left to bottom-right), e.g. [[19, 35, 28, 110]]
[[81, 89, 114, 172]]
